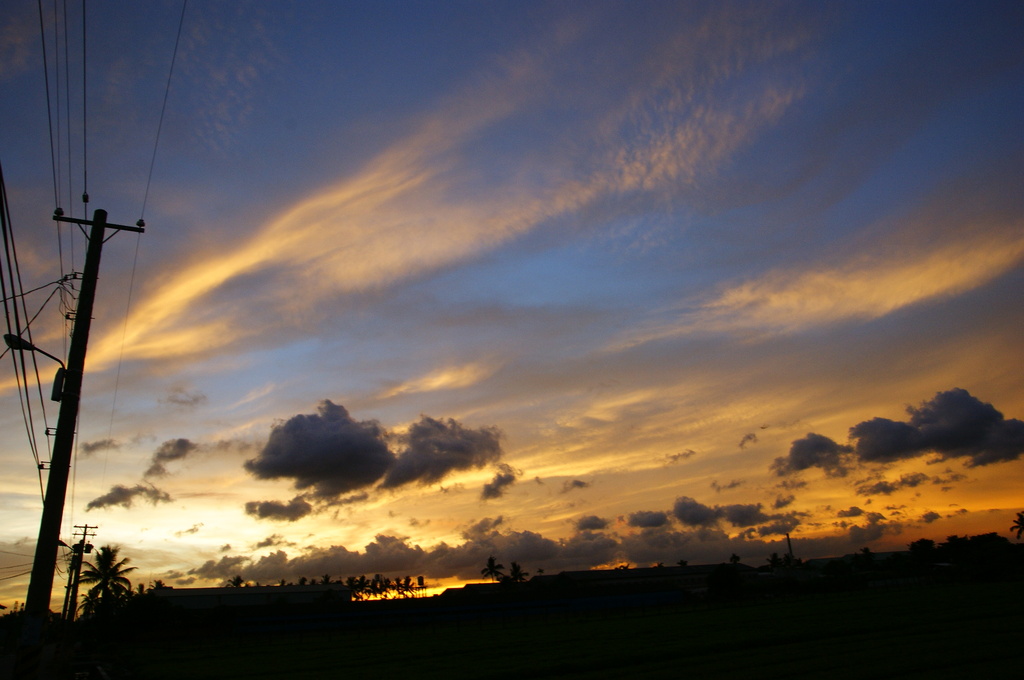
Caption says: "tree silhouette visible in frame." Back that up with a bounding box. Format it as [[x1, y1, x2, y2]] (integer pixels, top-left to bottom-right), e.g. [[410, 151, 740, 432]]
[[79, 545, 137, 617], [226, 575, 245, 588], [507, 562, 529, 583], [481, 555, 505, 582], [1011, 511, 1024, 540]]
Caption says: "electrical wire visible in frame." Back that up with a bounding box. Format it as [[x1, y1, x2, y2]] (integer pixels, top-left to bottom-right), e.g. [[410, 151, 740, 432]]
[[81, 0, 88, 206], [0, 571, 33, 582], [140, 0, 188, 222], [36, 0, 60, 209], [0, 160, 47, 498]]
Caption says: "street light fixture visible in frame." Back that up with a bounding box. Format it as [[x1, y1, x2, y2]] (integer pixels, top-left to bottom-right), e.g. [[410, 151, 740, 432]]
[[4, 334, 66, 402]]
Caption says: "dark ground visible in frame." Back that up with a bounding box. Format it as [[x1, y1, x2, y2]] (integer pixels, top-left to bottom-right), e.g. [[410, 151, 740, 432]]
[[60, 579, 1024, 679]]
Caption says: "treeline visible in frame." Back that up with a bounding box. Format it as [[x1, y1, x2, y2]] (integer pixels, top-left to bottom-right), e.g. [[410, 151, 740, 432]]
[[222, 573, 425, 600]]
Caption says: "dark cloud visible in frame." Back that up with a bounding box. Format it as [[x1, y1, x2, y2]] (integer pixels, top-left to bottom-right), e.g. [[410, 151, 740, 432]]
[[710, 479, 744, 493], [86, 483, 172, 510], [161, 386, 208, 409], [463, 516, 504, 538], [847, 512, 888, 544], [145, 438, 199, 478], [671, 496, 723, 527], [627, 510, 670, 528], [837, 506, 864, 518], [174, 523, 203, 537], [721, 503, 771, 528], [80, 438, 120, 455], [773, 495, 795, 509], [244, 497, 314, 522], [244, 401, 394, 499], [754, 517, 800, 537], [481, 464, 519, 500], [771, 433, 853, 477], [855, 472, 930, 496], [665, 449, 696, 465], [850, 388, 1024, 467], [179, 513, 915, 588], [382, 416, 502, 489], [253, 534, 293, 549], [575, 515, 608, 531], [920, 511, 941, 524], [671, 496, 799, 535], [561, 479, 590, 493], [738, 432, 758, 449]]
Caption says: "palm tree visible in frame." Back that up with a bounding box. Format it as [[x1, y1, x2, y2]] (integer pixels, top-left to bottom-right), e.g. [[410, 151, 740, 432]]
[[481, 555, 505, 582], [507, 561, 528, 583], [1011, 511, 1024, 540], [79, 545, 136, 616]]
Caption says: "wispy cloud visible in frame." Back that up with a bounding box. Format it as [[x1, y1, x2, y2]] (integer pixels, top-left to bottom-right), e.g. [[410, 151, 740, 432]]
[[380, 362, 496, 399], [617, 230, 1024, 348]]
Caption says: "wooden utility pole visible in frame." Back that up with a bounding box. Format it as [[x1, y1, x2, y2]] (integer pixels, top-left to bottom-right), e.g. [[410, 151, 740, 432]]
[[14, 209, 142, 680]]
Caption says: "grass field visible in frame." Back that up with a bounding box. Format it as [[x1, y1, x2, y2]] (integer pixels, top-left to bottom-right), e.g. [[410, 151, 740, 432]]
[[116, 580, 1021, 679]]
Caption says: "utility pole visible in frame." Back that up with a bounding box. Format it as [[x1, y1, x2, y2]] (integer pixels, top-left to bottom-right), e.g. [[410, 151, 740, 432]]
[[61, 525, 96, 622], [14, 209, 143, 680]]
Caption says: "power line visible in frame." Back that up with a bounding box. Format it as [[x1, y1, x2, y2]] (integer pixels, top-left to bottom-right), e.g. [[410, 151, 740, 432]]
[[140, 0, 188, 222], [36, 0, 59, 209], [80, 0, 89, 207]]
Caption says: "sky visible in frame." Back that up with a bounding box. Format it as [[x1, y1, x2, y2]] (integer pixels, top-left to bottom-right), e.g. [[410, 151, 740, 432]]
[[1, 0, 1022, 606]]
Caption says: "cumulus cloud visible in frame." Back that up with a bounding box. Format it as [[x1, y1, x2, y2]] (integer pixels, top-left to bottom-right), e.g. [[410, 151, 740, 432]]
[[773, 495, 795, 509], [576, 515, 609, 531], [244, 497, 314, 522], [771, 433, 853, 477], [848, 512, 888, 544], [382, 416, 502, 489], [627, 510, 670, 528], [721, 504, 771, 528], [481, 463, 520, 500], [174, 523, 203, 537], [561, 479, 590, 493], [145, 438, 200, 478], [665, 450, 696, 465], [850, 388, 1024, 467], [242, 403, 507, 515], [672, 496, 723, 527], [253, 534, 293, 549], [160, 386, 208, 409], [80, 438, 120, 455], [837, 506, 865, 518], [86, 483, 172, 510], [244, 401, 394, 499], [769, 390, 1022, 486], [855, 472, 930, 497], [738, 433, 758, 449], [710, 479, 744, 493], [671, 496, 797, 536]]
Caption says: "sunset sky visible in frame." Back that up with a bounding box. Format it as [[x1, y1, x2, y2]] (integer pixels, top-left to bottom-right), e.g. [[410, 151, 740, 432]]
[[1, 1, 1022, 606]]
